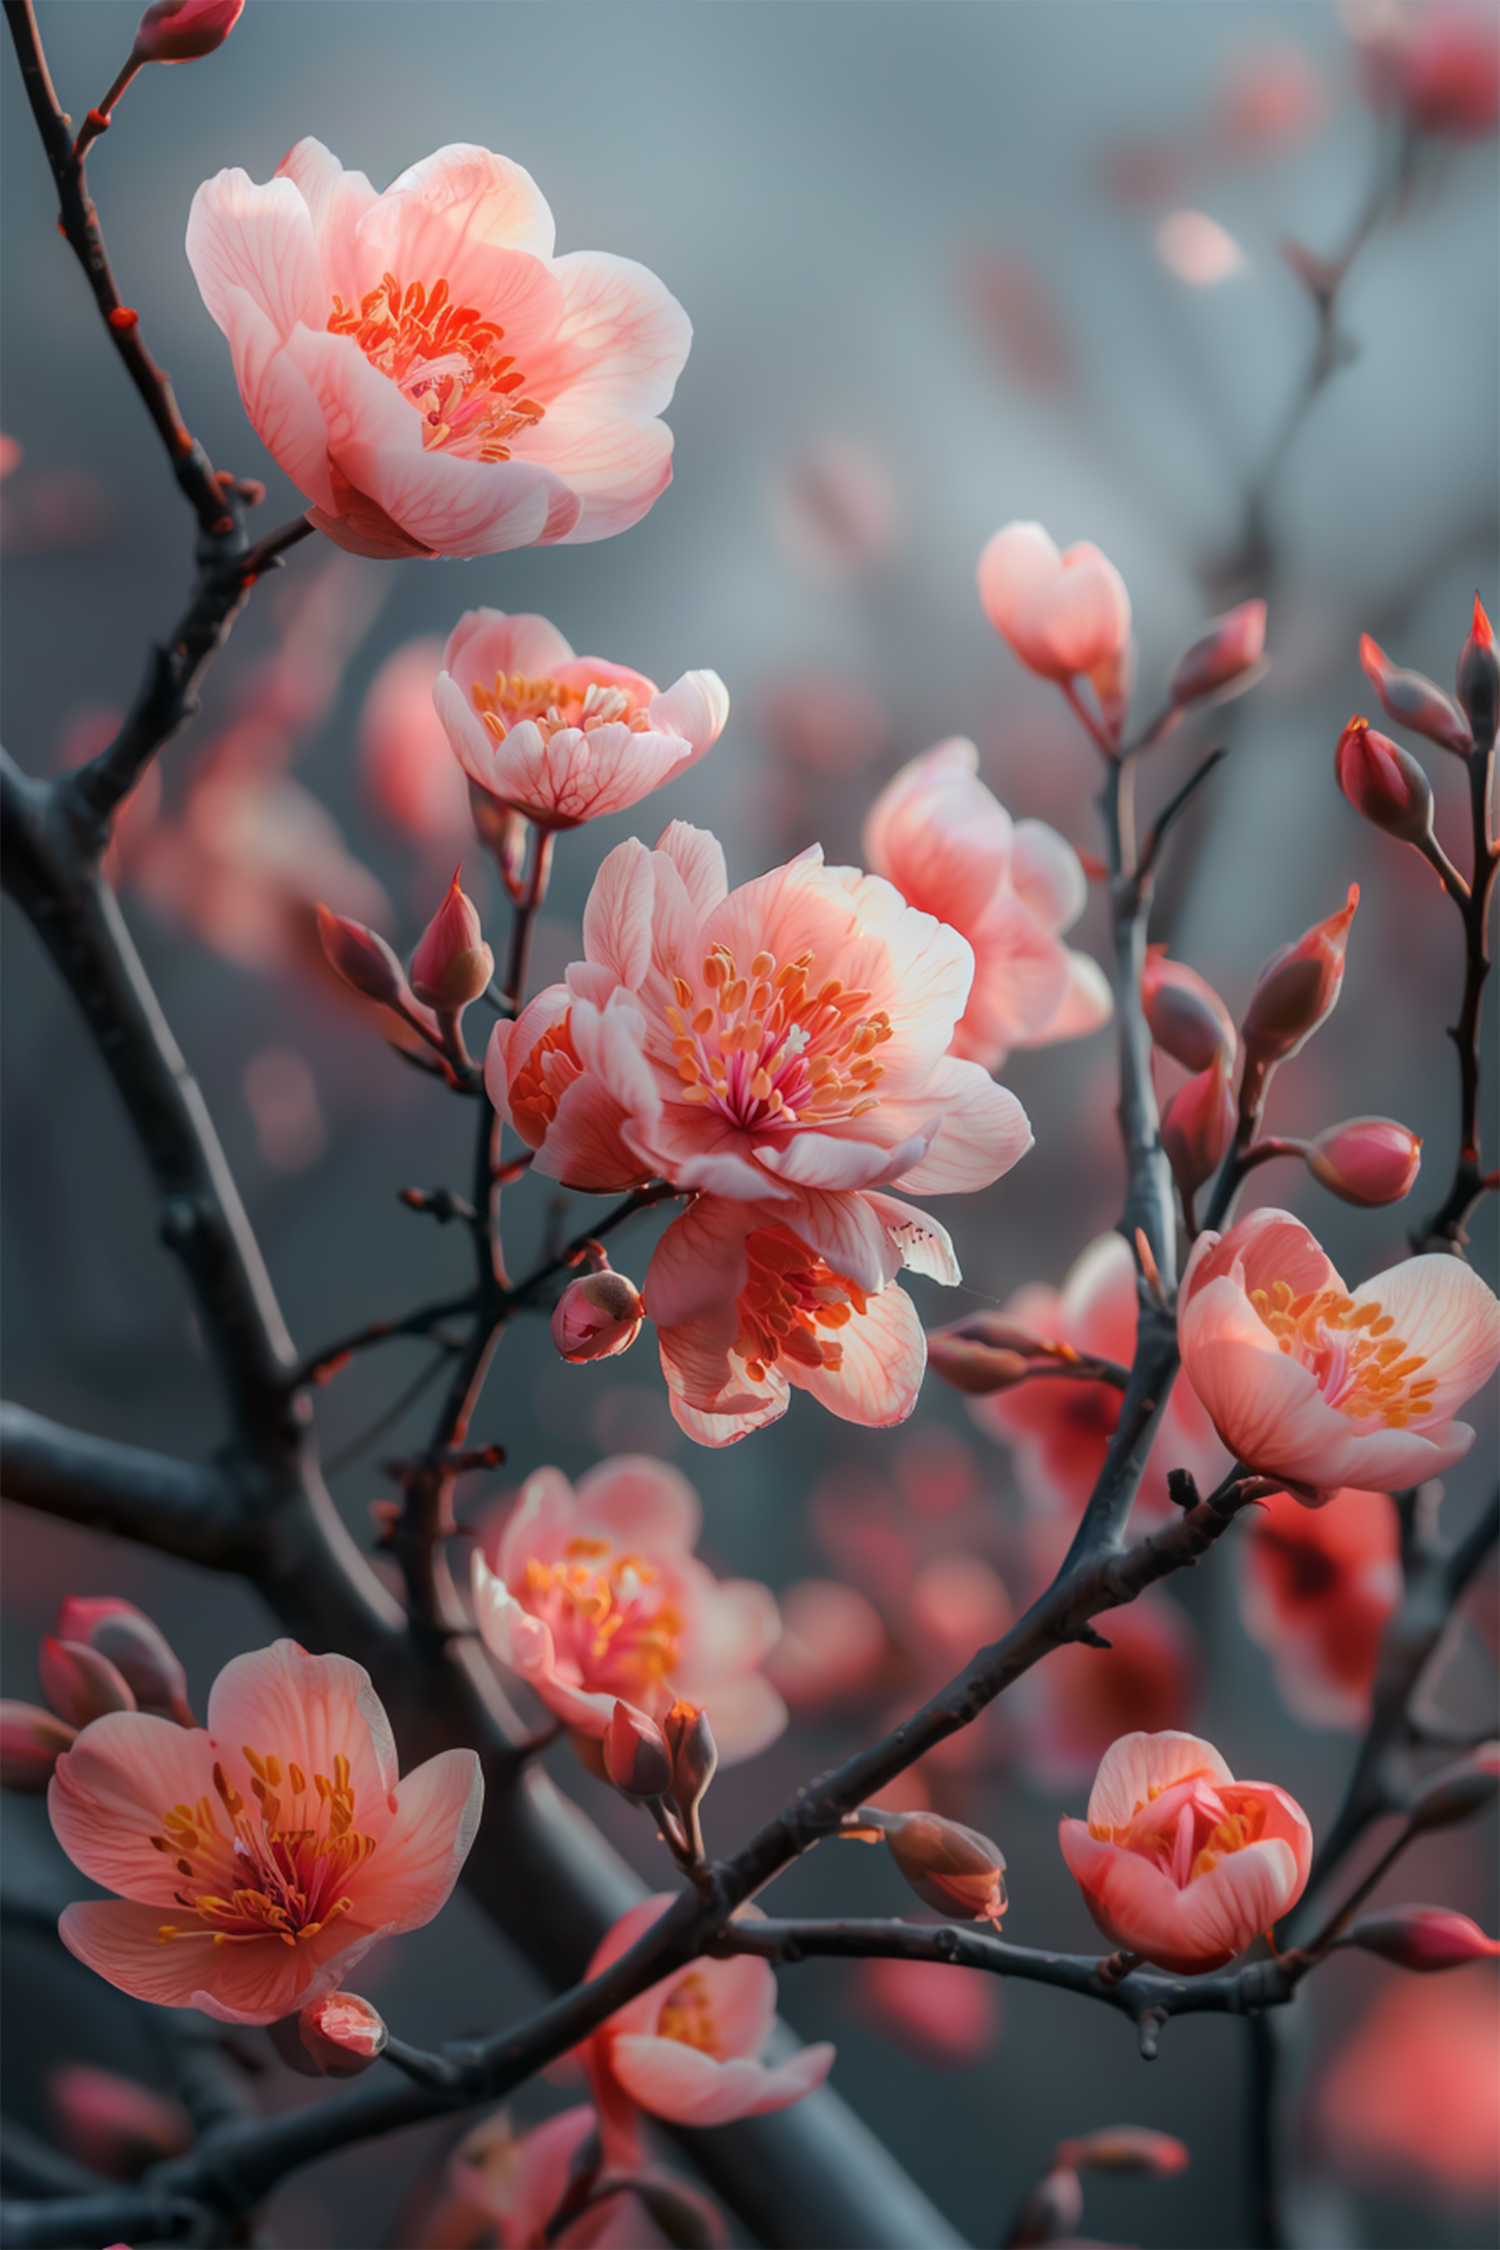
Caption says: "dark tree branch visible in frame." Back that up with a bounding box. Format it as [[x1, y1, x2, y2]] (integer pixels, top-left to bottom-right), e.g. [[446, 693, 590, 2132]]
[[0, 1403, 249, 1568], [1411, 716, 1498, 1252]]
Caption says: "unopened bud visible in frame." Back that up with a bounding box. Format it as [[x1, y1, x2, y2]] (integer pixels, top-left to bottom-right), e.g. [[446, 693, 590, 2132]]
[[1306, 1117, 1422, 1207], [0, 1701, 77, 1792], [38, 1638, 136, 1728], [133, 0, 243, 62], [317, 904, 410, 1008], [883, 1811, 1008, 1923], [927, 1334, 1033, 1395], [551, 1270, 645, 1363], [662, 1699, 718, 1815], [1359, 635, 1470, 755], [1407, 1745, 1500, 1833], [1055, 2126, 1189, 2177], [1241, 885, 1358, 1072], [1142, 946, 1235, 1072], [1161, 1053, 1236, 1199], [297, 1992, 388, 2075], [1004, 2164, 1084, 2248], [1456, 593, 1498, 747], [1170, 600, 1267, 706], [1339, 1906, 1500, 1973], [409, 869, 494, 1010], [55, 1599, 194, 1725], [603, 1701, 675, 1799], [1335, 717, 1435, 843]]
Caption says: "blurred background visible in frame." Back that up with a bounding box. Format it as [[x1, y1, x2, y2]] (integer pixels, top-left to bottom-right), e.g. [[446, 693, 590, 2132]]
[[2, 3, 1497, 2245]]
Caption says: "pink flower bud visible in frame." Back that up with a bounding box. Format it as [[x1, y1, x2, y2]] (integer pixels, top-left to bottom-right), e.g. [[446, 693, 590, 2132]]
[[977, 522, 1133, 691], [54, 1598, 194, 1724], [1306, 1117, 1422, 1207], [1335, 717, 1435, 843], [1408, 1745, 1500, 1833], [132, 0, 243, 62], [1161, 1053, 1236, 1199], [550, 1269, 645, 1363], [38, 1637, 136, 1728], [48, 2064, 190, 2179], [316, 903, 410, 1008], [927, 1334, 1033, 1395], [1457, 592, 1498, 746], [1006, 2165, 1084, 2248], [1241, 885, 1358, 1072], [662, 1698, 718, 1814], [1341, 1907, 1500, 1973], [1170, 600, 1267, 706], [1142, 946, 1236, 1071], [1055, 2126, 1189, 2177], [408, 870, 494, 1011], [0, 1700, 77, 1792], [883, 1811, 1008, 1923], [1359, 634, 1471, 755], [602, 1701, 674, 1798], [295, 1991, 389, 2075]]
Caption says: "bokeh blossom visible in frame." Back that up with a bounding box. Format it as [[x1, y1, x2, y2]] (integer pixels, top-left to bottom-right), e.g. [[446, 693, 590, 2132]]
[[1240, 1486, 1401, 1730], [1318, 1971, 1500, 2204]]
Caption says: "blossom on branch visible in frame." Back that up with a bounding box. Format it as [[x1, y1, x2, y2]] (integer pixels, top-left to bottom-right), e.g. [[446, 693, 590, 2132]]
[[48, 1641, 482, 2023], [187, 140, 690, 556], [1178, 1209, 1500, 1499], [977, 521, 1133, 735]]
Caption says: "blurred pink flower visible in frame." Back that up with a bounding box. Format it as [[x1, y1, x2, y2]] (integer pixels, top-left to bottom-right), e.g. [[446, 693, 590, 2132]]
[[864, 737, 1111, 1070], [760, 673, 889, 779], [48, 2063, 189, 2180], [579, 1897, 834, 2168], [1318, 1970, 1500, 2202], [1154, 210, 1247, 286], [858, 1956, 1001, 2067], [357, 636, 473, 849], [437, 2104, 727, 2250], [768, 434, 896, 581], [1355, 1, 1500, 137], [977, 523, 1132, 721], [1058, 1730, 1312, 1974], [1240, 1485, 1401, 1730], [1214, 42, 1326, 150], [957, 246, 1072, 394], [1011, 1592, 1199, 1793], [436, 610, 727, 829], [49, 1641, 482, 2023], [471, 1458, 784, 1760], [763, 1579, 888, 1714], [1178, 1209, 1500, 1498], [187, 139, 689, 557]]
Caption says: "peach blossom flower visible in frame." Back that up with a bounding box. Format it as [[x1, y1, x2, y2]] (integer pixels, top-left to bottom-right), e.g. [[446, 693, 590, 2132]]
[[187, 140, 690, 558], [1058, 1730, 1312, 1974], [1178, 1209, 1500, 1498], [435, 611, 727, 830], [763, 1580, 888, 1714], [357, 637, 473, 849], [977, 522, 1132, 717], [858, 1956, 1001, 2067], [444, 2104, 726, 2249], [48, 1641, 482, 2023], [1240, 1486, 1401, 1730], [471, 1459, 784, 1761], [133, 0, 242, 63], [579, 1896, 834, 2168], [862, 738, 1112, 1071], [1318, 1971, 1500, 2203], [971, 1233, 1229, 1524]]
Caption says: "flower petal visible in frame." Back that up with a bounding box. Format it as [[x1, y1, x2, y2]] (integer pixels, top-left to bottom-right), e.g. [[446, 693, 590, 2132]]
[[1086, 1729, 1233, 1830], [368, 1748, 483, 1932], [49, 1715, 220, 1905], [607, 2034, 833, 2127], [59, 1898, 377, 2024]]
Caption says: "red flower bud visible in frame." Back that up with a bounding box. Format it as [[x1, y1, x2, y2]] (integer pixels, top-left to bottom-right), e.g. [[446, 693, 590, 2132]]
[[883, 1811, 1008, 1923], [1241, 885, 1358, 1072], [662, 1698, 718, 1815], [550, 1270, 645, 1363], [0, 1700, 77, 1792], [294, 1991, 389, 2075], [1340, 1906, 1500, 1973], [55, 1598, 194, 1725], [1335, 717, 1435, 843], [1358, 634, 1471, 755], [1457, 592, 1498, 747], [1161, 1052, 1236, 1199], [48, 2064, 190, 2179], [1142, 946, 1235, 1072], [1306, 1117, 1422, 1207], [602, 1701, 675, 1798], [316, 904, 410, 1008], [1055, 2126, 1189, 2177], [1170, 600, 1267, 706], [408, 869, 494, 1011], [132, 0, 243, 62], [38, 1637, 136, 1728]]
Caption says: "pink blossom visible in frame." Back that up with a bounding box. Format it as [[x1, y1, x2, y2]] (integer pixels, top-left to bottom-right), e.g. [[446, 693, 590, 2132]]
[[186, 140, 690, 558], [48, 1641, 482, 2023], [1305, 1117, 1423, 1208], [1240, 1486, 1401, 1730], [1318, 1971, 1500, 2202], [1178, 1209, 1500, 1498], [48, 2063, 189, 2179], [1011, 1592, 1199, 1793], [970, 1233, 1229, 1525], [435, 610, 727, 829], [357, 637, 473, 849], [858, 1956, 1001, 2066], [441, 2103, 727, 2250], [1058, 1731, 1312, 1973], [471, 1458, 785, 1761], [409, 868, 493, 1009], [579, 1897, 834, 2168], [763, 1580, 888, 1713], [977, 522, 1132, 709], [1357, 1, 1500, 138], [862, 738, 1112, 1070]]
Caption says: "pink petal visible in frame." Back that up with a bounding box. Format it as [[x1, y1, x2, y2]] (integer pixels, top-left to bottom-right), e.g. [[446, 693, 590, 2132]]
[[276, 137, 377, 251], [352, 143, 557, 292], [584, 840, 657, 988], [1087, 1729, 1232, 1829], [1178, 1275, 1357, 1489], [755, 1127, 936, 1193], [444, 606, 577, 686], [691, 1671, 789, 1763], [58, 1898, 377, 2024], [652, 820, 729, 921], [48, 1714, 220, 1905], [862, 738, 1015, 934], [669, 1376, 790, 1447], [887, 1061, 1033, 1195], [793, 1281, 926, 1428], [774, 1186, 905, 1295], [977, 522, 1063, 638], [1353, 1256, 1500, 1422], [962, 892, 1072, 1059], [185, 169, 325, 342], [1181, 1208, 1340, 1312], [206, 1641, 398, 1817], [1171, 1838, 1304, 1962], [573, 1457, 702, 1549], [863, 1192, 963, 1285], [607, 2035, 833, 2127], [644, 1199, 757, 1329], [497, 1467, 578, 1579], [366, 1748, 483, 1931], [532, 249, 692, 420], [215, 289, 338, 514], [647, 670, 730, 760], [1011, 818, 1088, 934], [1029, 949, 1114, 1046]]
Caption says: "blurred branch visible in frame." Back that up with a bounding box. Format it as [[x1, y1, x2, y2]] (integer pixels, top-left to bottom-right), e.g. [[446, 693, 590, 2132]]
[[0, 1402, 249, 1568], [1412, 719, 1499, 1252], [0, 2122, 109, 2203]]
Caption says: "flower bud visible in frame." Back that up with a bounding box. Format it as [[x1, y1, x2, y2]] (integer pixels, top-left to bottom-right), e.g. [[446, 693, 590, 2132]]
[[409, 870, 494, 1011], [1359, 635, 1470, 755], [662, 1698, 718, 1815], [1142, 947, 1235, 1072], [1339, 1906, 1500, 1973], [38, 1637, 136, 1728], [1054, 2126, 1189, 2177], [55, 1598, 194, 1724], [927, 1334, 1033, 1395], [1170, 600, 1267, 706], [295, 1992, 389, 2075], [317, 904, 411, 1008], [603, 1701, 675, 1799], [1335, 717, 1435, 843], [883, 1811, 1008, 1923], [1240, 886, 1358, 1073], [551, 1270, 645, 1363], [48, 2064, 190, 2179], [1160, 1053, 1236, 1199], [1306, 1117, 1422, 1207], [133, 0, 243, 63], [1457, 592, 1498, 747], [1407, 1744, 1500, 1833], [0, 1700, 77, 1792], [1004, 2164, 1084, 2248]]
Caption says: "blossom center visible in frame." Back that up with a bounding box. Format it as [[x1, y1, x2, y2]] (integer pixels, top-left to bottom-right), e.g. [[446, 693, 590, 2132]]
[[656, 1970, 722, 2055], [665, 944, 893, 1132], [510, 1013, 580, 1143], [1098, 1773, 1266, 1890], [151, 1748, 376, 1949], [518, 1538, 681, 1695], [471, 672, 652, 746], [327, 273, 546, 460], [734, 1226, 869, 1382], [1249, 1280, 1436, 1428]]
